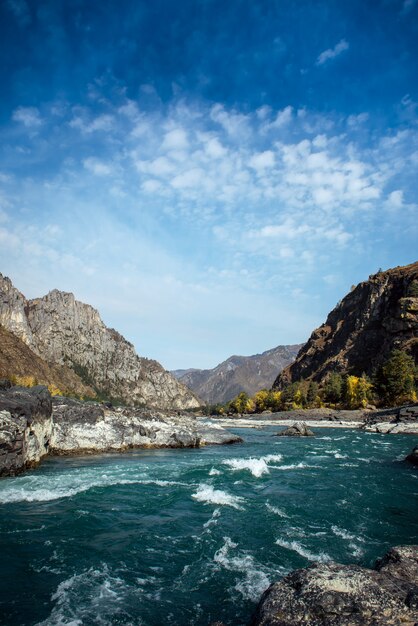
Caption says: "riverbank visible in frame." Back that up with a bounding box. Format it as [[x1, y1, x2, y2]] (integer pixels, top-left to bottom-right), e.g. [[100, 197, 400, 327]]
[[208, 405, 418, 434]]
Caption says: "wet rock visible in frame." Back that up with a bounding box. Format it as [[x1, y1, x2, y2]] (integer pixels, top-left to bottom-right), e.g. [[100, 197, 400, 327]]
[[405, 445, 418, 466], [196, 419, 243, 445], [276, 421, 315, 437], [251, 545, 418, 626]]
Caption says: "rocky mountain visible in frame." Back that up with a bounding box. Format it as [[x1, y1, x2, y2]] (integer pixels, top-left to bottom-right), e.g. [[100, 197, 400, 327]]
[[172, 344, 302, 404], [0, 274, 200, 410], [274, 261, 418, 389], [0, 325, 95, 398]]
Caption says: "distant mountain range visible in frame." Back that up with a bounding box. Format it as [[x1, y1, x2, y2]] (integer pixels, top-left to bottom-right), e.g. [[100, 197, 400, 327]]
[[274, 261, 418, 389], [172, 344, 302, 404], [0, 274, 200, 410]]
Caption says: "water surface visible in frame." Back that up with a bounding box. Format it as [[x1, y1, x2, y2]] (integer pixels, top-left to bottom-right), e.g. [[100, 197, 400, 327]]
[[0, 427, 417, 625]]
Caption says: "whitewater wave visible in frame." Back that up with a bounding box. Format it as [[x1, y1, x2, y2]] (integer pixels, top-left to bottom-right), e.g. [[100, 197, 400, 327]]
[[266, 503, 289, 518], [275, 462, 315, 470], [192, 484, 244, 509], [35, 564, 137, 626], [214, 537, 270, 601], [209, 468, 221, 476], [222, 453, 283, 478], [0, 474, 185, 504], [275, 538, 331, 562]]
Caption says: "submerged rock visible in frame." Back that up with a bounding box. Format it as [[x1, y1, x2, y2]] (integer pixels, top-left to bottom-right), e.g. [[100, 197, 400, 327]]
[[405, 445, 418, 466], [276, 421, 315, 437], [251, 545, 418, 626]]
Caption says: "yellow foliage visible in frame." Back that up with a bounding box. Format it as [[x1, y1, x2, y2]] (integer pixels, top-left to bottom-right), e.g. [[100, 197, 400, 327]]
[[253, 389, 269, 412], [10, 375, 38, 388], [48, 384, 64, 396]]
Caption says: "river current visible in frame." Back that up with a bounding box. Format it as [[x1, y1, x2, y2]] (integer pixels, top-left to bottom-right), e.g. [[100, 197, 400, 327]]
[[0, 426, 417, 626]]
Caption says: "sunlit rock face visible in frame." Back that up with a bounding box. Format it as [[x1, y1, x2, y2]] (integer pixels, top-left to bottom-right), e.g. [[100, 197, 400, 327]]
[[0, 274, 200, 410], [274, 261, 418, 389]]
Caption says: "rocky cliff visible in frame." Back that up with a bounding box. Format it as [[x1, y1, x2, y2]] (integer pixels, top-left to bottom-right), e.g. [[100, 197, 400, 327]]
[[172, 345, 301, 404], [0, 274, 200, 410], [274, 262, 418, 389], [0, 325, 95, 397]]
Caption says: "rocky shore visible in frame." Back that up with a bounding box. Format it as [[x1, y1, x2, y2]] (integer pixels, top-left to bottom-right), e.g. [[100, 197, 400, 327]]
[[0, 385, 241, 477], [251, 545, 418, 626], [212, 405, 418, 434]]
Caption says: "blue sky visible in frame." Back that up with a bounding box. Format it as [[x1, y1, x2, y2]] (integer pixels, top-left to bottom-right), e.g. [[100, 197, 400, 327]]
[[0, 0, 417, 370]]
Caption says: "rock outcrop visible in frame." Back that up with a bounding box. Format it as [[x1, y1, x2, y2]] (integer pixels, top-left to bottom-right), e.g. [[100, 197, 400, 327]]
[[363, 404, 418, 434], [0, 273, 200, 410], [274, 262, 418, 389], [0, 387, 240, 476], [172, 344, 301, 404], [0, 385, 53, 476], [251, 545, 418, 626], [276, 421, 315, 437], [50, 397, 242, 454]]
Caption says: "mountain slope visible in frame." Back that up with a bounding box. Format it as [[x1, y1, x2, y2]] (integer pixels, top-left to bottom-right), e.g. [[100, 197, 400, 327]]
[[173, 345, 302, 404], [0, 274, 200, 410], [273, 262, 418, 389], [0, 325, 95, 397]]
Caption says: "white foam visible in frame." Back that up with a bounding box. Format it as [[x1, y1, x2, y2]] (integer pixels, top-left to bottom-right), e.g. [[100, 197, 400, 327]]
[[334, 453, 348, 459], [331, 525, 357, 541], [35, 565, 132, 626], [223, 458, 269, 478], [222, 453, 283, 478], [266, 503, 289, 518], [0, 474, 183, 504], [275, 538, 331, 562], [214, 537, 270, 601], [275, 462, 314, 470], [192, 484, 244, 509], [209, 468, 221, 476], [203, 508, 221, 528]]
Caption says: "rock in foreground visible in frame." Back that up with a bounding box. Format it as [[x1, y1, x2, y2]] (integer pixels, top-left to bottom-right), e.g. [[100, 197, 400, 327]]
[[251, 545, 418, 626], [276, 421, 315, 437]]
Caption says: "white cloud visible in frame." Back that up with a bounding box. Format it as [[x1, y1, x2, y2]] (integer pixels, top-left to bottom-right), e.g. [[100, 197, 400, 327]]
[[83, 158, 113, 176], [249, 150, 275, 172], [316, 39, 349, 66], [12, 106, 42, 127], [162, 128, 189, 150]]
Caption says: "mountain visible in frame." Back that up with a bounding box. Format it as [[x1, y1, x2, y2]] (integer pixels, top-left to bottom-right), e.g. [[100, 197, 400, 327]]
[[0, 274, 200, 410], [0, 325, 95, 397], [172, 345, 302, 404], [273, 262, 418, 389]]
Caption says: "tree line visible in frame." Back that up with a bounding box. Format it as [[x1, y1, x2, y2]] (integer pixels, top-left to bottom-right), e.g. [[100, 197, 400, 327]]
[[204, 350, 417, 415]]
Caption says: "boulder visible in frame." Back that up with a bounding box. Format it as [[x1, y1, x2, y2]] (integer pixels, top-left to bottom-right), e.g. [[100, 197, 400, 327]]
[[251, 545, 418, 626], [276, 421, 315, 437], [405, 445, 418, 466], [0, 385, 53, 476]]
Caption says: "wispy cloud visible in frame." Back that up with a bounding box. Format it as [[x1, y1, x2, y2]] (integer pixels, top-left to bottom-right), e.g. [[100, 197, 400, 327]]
[[1, 87, 417, 368], [316, 39, 349, 66], [12, 106, 42, 127]]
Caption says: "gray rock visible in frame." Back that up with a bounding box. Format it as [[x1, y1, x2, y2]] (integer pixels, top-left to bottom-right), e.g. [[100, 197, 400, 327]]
[[0, 386, 52, 476], [0, 273, 201, 410], [276, 421, 315, 437], [405, 445, 418, 466], [251, 545, 418, 626]]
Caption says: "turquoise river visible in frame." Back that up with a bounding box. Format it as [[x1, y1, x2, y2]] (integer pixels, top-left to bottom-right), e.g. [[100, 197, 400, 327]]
[[0, 426, 417, 625]]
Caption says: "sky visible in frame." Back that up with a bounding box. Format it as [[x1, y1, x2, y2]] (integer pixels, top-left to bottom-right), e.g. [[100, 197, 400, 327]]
[[0, 0, 417, 370]]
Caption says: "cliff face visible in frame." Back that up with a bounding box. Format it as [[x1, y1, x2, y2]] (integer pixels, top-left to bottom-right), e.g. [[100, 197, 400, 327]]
[[0, 325, 95, 397], [274, 262, 418, 389], [0, 275, 200, 410], [172, 344, 301, 404]]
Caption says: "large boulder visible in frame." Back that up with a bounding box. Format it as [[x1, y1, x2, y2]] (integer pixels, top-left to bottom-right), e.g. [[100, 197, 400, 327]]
[[0, 385, 53, 476], [276, 421, 315, 437], [251, 545, 418, 626]]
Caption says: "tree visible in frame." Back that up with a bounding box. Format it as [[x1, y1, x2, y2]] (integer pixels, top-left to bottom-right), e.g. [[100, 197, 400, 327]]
[[253, 389, 269, 412], [375, 350, 417, 405], [323, 373, 343, 404], [307, 381, 319, 407]]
